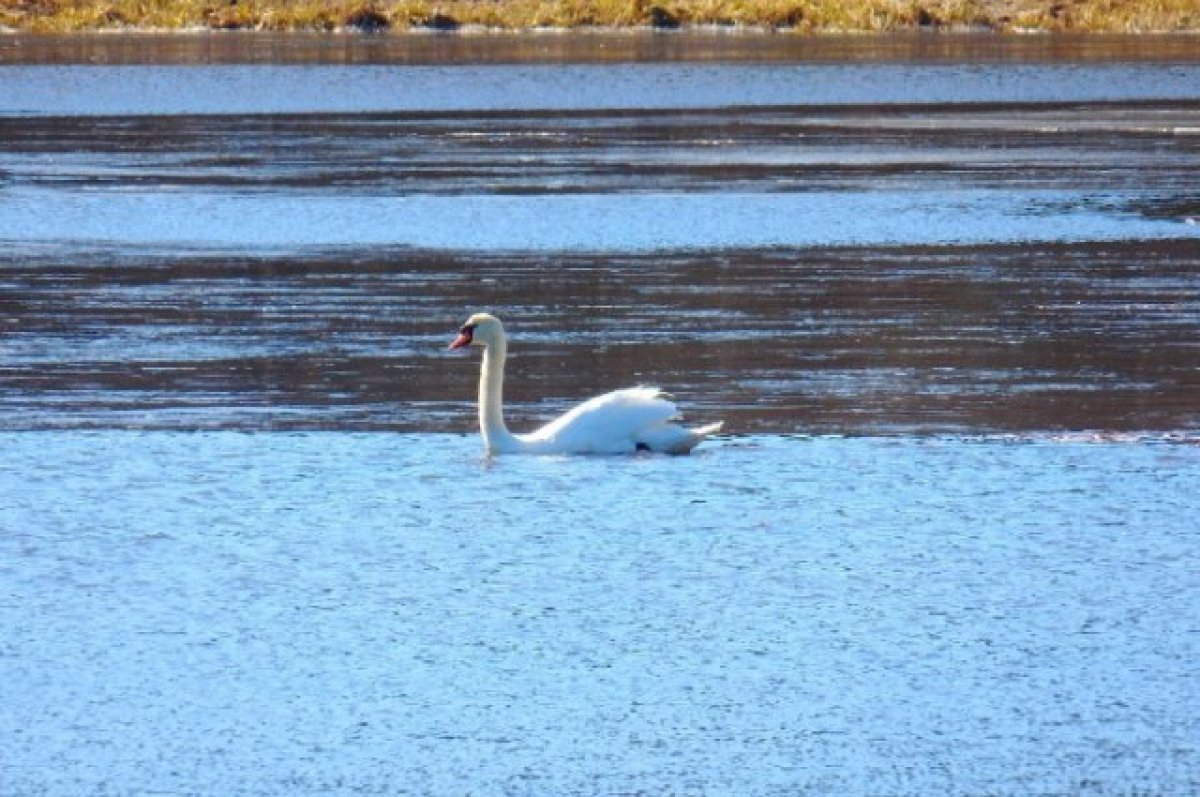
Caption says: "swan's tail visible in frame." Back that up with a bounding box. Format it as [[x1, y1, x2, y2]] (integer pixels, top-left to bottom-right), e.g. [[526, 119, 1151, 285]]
[[691, 420, 725, 448], [639, 420, 724, 454], [679, 420, 724, 454]]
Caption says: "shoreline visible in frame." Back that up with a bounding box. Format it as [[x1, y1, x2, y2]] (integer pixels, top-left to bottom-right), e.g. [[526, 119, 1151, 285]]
[[3, 29, 1200, 65], [1, 0, 1197, 36], [6, 23, 1200, 35]]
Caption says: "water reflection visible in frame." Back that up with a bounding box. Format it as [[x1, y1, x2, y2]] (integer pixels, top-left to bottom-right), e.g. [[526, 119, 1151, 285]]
[[4, 31, 1200, 66], [3, 242, 1197, 434], [0, 101, 1196, 249], [0, 51, 1196, 436]]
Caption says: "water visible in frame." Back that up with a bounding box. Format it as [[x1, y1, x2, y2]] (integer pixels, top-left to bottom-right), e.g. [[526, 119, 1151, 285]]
[[4, 242, 1199, 434], [7, 62, 1200, 116], [1, 34, 1199, 795], [2, 431, 1198, 795]]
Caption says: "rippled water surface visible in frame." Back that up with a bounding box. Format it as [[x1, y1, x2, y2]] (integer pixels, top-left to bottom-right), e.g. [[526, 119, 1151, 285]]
[[3, 432, 1198, 795], [1, 33, 1198, 796]]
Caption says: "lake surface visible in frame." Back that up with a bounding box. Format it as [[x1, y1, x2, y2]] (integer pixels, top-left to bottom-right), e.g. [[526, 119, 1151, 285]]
[[3, 431, 1198, 795], [1, 33, 1198, 796]]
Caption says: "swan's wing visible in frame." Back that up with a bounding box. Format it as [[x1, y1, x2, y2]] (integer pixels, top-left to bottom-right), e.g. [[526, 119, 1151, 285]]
[[520, 387, 678, 454]]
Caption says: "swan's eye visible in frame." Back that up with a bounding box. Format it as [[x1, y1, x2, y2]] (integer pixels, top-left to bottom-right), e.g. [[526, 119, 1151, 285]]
[[460, 324, 475, 337]]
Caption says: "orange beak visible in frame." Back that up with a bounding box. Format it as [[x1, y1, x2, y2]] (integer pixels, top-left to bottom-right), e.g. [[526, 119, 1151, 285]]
[[449, 330, 473, 350]]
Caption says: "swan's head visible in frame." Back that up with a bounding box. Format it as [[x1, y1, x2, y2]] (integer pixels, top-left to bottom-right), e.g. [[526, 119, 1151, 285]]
[[450, 312, 504, 350]]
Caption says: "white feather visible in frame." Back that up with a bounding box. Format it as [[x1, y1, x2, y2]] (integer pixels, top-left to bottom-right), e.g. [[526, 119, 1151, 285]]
[[520, 387, 700, 454], [453, 314, 722, 456]]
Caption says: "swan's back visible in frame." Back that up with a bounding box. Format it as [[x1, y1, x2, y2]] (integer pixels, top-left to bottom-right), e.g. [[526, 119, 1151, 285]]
[[453, 311, 721, 455], [519, 387, 710, 455]]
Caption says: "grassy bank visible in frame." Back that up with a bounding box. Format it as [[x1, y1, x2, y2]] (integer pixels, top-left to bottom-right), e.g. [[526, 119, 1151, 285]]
[[1, 0, 1197, 33]]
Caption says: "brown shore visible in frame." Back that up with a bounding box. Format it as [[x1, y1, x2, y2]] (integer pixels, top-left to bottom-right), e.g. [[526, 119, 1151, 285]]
[[1, 0, 1197, 34], [2, 30, 1198, 65]]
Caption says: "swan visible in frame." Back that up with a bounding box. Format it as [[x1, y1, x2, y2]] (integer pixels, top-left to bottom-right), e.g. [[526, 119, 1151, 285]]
[[450, 313, 723, 455]]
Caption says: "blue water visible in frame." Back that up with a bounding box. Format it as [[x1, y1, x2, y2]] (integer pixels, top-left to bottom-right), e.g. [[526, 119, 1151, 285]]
[[4, 63, 1200, 116], [2, 44, 1199, 796], [3, 63, 1198, 254], [1, 432, 1197, 795], [3, 188, 1192, 251]]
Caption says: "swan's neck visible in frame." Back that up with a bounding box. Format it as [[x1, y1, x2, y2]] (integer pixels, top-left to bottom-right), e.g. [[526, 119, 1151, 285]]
[[479, 339, 519, 454]]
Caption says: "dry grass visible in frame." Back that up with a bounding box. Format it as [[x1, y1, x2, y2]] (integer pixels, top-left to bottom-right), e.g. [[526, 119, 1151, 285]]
[[1, 0, 1197, 32]]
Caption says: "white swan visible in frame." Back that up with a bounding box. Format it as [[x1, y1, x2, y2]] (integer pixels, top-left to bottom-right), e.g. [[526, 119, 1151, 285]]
[[450, 313, 722, 455]]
